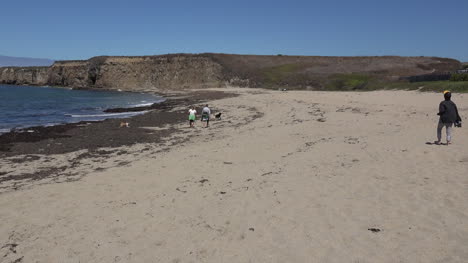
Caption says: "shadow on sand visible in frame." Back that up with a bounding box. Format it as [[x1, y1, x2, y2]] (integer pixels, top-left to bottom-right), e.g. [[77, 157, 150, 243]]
[[425, 141, 448, 146]]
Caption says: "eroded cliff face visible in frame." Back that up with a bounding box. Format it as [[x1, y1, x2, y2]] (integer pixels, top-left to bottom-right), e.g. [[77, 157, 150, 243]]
[[93, 56, 223, 92], [0, 54, 461, 91], [46, 61, 90, 88], [0, 67, 49, 86], [0, 55, 224, 92]]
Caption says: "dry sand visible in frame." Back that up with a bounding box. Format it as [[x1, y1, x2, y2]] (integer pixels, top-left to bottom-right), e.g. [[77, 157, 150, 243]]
[[1, 88, 467, 263]]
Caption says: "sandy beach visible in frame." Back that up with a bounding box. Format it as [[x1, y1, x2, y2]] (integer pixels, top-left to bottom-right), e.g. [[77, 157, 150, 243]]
[[1, 88, 467, 262]]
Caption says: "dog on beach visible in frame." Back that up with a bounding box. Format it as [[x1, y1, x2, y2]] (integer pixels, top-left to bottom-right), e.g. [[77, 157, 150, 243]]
[[119, 122, 130, 128], [215, 112, 222, 120]]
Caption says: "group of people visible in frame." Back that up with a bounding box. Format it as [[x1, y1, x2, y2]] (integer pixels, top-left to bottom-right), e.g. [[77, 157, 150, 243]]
[[188, 104, 211, 128], [187, 91, 462, 144]]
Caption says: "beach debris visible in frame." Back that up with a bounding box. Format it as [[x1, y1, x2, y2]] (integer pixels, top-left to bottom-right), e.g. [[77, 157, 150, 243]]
[[368, 228, 382, 233], [2, 243, 18, 253], [232, 186, 249, 192], [317, 118, 326, 122], [223, 161, 233, 165], [249, 227, 255, 231], [219, 191, 226, 194], [199, 179, 209, 184], [176, 187, 187, 193], [119, 122, 130, 128], [345, 137, 359, 144]]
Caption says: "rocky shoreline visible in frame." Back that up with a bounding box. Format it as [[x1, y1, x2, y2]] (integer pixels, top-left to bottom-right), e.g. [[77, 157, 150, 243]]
[[0, 90, 235, 158]]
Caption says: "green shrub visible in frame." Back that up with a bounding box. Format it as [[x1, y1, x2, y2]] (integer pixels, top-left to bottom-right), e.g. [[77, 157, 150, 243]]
[[450, 73, 468, 81], [325, 74, 375, 90], [382, 80, 468, 92], [261, 64, 300, 85]]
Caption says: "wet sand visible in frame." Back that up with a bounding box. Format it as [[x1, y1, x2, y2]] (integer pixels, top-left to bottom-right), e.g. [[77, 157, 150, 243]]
[[0, 90, 234, 157], [0, 88, 467, 262]]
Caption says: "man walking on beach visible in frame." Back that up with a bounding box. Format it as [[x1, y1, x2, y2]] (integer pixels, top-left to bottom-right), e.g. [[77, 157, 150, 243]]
[[201, 104, 211, 128], [435, 90, 462, 145]]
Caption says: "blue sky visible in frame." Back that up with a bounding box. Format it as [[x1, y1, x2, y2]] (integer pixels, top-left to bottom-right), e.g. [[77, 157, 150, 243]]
[[1, 0, 467, 61]]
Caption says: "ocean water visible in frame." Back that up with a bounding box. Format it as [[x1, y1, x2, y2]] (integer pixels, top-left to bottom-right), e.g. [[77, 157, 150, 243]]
[[0, 85, 164, 133]]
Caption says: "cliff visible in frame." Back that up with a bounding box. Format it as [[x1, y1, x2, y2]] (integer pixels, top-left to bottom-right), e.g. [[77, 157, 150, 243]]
[[0, 54, 462, 92]]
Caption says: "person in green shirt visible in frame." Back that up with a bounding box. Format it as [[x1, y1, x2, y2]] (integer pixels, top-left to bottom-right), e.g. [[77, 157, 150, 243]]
[[188, 106, 196, 128]]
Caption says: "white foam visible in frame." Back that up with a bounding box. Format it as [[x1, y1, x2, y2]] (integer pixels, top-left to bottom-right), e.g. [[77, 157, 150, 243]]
[[44, 123, 61, 127], [68, 111, 148, 118], [131, 99, 165, 107], [133, 103, 154, 107]]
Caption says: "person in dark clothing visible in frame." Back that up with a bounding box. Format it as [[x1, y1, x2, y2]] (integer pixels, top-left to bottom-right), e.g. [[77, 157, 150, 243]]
[[435, 90, 462, 145], [201, 104, 211, 128]]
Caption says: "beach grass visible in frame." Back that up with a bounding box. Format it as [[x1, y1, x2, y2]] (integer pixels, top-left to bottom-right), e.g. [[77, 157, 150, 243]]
[[378, 80, 468, 93], [257, 66, 468, 92], [325, 74, 375, 91], [261, 63, 303, 85], [321, 74, 468, 92]]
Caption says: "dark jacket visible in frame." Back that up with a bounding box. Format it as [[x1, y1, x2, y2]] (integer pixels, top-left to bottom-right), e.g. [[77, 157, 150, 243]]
[[438, 100, 461, 123]]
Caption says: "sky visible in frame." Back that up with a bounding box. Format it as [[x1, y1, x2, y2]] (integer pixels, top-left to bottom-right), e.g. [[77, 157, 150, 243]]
[[1, 0, 467, 61]]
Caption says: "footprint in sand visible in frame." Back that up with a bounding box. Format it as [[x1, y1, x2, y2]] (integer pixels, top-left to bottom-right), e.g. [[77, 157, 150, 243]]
[[344, 137, 360, 144]]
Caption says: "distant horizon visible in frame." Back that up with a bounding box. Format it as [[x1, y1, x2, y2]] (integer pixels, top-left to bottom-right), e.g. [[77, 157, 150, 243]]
[[2, 53, 467, 64], [0, 54, 54, 61], [0, 54, 54, 67]]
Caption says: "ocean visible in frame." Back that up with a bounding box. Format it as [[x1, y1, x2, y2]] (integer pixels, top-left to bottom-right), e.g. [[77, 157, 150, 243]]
[[0, 84, 164, 133]]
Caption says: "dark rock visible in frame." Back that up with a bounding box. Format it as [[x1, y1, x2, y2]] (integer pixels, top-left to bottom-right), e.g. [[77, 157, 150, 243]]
[[368, 228, 382, 233]]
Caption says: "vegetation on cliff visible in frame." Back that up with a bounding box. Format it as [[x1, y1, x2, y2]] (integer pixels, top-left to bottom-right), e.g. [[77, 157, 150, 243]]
[[0, 53, 464, 92]]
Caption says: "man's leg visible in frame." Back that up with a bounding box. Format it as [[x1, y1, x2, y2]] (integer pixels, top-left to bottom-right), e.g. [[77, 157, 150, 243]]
[[446, 123, 453, 143], [436, 120, 444, 143]]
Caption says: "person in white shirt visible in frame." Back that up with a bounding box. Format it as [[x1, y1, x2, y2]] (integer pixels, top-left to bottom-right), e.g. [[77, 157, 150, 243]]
[[201, 104, 211, 128], [188, 106, 196, 128]]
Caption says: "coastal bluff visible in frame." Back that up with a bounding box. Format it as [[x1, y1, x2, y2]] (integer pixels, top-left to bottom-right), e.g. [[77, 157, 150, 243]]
[[0, 53, 461, 92]]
